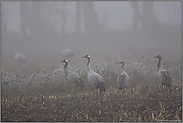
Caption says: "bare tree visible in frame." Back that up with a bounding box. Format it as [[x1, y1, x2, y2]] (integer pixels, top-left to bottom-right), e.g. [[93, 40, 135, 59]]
[[20, 2, 43, 37], [141, 1, 159, 33], [130, 1, 141, 32], [82, 1, 104, 34], [61, 2, 66, 34], [20, 2, 30, 36], [75, 1, 82, 33], [29, 2, 43, 36]]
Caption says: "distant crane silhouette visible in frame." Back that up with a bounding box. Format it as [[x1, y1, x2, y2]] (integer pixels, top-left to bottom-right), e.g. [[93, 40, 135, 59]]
[[62, 49, 74, 58], [61, 59, 84, 96], [116, 60, 129, 91], [14, 52, 26, 63], [82, 54, 105, 95], [153, 54, 171, 87], [14, 52, 26, 70]]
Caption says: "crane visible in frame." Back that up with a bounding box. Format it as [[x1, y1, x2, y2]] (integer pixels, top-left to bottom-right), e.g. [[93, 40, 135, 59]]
[[82, 54, 105, 95], [61, 59, 84, 95], [14, 52, 26, 63], [62, 49, 74, 58], [153, 54, 172, 87], [14, 52, 26, 70], [116, 60, 129, 91]]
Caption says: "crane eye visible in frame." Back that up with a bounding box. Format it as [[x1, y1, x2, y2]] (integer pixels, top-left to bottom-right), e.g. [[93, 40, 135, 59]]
[[63, 59, 68, 62]]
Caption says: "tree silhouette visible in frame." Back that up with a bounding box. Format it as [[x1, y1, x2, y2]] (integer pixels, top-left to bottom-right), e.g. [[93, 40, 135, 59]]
[[82, 1, 104, 34], [61, 2, 66, 34], [20, 2, 30, 36], [130, 1, 141, 32], [20, 2, 43, 37], [75, 1, 82, 33], [141, 1, 159, 33], [29, 2, 43, 36]]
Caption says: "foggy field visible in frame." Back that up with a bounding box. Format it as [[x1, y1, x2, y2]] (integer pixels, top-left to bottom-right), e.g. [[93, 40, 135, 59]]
[[1, 32, 182, 122], [1, 1, 182, 122]]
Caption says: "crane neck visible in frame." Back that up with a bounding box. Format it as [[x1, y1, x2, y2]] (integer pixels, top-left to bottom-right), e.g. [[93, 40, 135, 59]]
[[157, 57, 161, 72], [121, 64, 124, 69], [87, 57, 92, 73], [64, 62, 68, 68], [87, 57, 90, 66], [64, 62, 68, 76], [121, 64, 124, 73]]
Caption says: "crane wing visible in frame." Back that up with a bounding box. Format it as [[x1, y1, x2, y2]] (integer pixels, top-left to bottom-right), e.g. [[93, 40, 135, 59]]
[[159, 69, 171, 87], [117, 74, 129, 90]]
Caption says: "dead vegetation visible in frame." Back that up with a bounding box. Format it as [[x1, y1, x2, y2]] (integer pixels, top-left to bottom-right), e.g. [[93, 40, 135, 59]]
[[1, 83, 182, 122], [1, 51, 182, 122], [2, 30, 182, 122]]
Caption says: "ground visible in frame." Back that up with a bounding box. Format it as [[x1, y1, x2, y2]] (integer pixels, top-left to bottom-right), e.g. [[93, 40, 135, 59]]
[[1, 85, 182, 122]]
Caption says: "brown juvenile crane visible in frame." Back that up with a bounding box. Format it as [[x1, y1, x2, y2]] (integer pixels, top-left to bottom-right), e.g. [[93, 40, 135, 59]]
[[116, 60, 129, 91], [153, 54, 172, 87]]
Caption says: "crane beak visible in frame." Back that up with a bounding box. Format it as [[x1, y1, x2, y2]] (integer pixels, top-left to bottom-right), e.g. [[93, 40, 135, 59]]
[[116, 61, 124, 64], [82, 56, 86, 58], [116, 62, 120, 64], [153, 56, 157, 58]]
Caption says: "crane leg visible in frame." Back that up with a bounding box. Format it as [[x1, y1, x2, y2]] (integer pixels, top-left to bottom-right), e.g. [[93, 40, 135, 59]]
[[94, 89, 98, 97], [72, 86, 76, 97], [97, 88, 100, 95], [167, 87, 171, 94], [124, 88, 127, 93], [74, 86, 76, 97], [160, 84, 163, 93]]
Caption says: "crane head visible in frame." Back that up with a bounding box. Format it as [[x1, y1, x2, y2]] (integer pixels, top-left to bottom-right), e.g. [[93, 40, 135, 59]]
[[61, 59, 68, 63], [82, 54, 90, 59], [116, 60, 125, 65], [153, 54, 162, 59]]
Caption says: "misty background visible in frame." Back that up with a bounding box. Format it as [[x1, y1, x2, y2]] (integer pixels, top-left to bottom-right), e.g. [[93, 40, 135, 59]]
[[1, 1, 182, 75]]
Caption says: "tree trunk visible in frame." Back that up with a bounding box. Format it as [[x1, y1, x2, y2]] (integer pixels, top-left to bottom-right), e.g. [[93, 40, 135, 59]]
[[141, 1, 159, 33], [82, 1, 103, 34], [75, 1, 81, 33], [20, 2, 30, 37], [29, 2, 43, 36], [62, 2, 66, 34], [130, 1, 140, 32]]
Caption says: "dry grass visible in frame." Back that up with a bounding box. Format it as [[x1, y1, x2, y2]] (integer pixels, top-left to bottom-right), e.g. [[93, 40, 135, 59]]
[[1, 33, 182, 121], [1, 85, 182, 122], [1, 52, 182, 122]]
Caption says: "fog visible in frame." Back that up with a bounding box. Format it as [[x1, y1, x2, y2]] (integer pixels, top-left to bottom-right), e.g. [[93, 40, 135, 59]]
[[1, 1, 181, 75], [1, 2, 182, 121]]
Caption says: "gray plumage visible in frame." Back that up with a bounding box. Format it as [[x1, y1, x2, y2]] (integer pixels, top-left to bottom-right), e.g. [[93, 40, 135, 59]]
[[61, 59, 84, 89], [14, 52, 26, 63], [62, 49, 74, 58], [82, 54, 105, 95], [116, 60, 129, 90], [153, 54, 171, 87]]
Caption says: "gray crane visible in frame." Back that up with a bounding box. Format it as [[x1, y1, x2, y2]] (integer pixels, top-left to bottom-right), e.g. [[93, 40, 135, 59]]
[[116, 60, 129, 91], [82, 54, 105, 95], [14, 52, 26, 63], [153, 54, 171, 87], [62, 49, 74, 58], [61, 59, 84, 95], [14, 52, 26, 70]]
